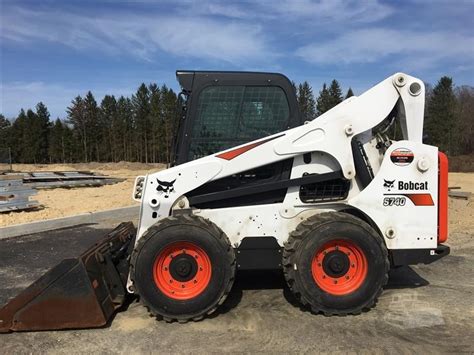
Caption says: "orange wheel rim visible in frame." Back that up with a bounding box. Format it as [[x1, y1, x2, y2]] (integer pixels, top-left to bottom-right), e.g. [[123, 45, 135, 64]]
[[153, 241, 211, 300], [311, 239, 367, 296]]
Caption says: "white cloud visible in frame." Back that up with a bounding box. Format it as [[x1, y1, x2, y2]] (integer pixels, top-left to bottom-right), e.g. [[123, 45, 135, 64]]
[[296, 28, 474, 69], [262, 0, 393, 23], [182, 0, 393, 24], [1, 6, 271, 65]]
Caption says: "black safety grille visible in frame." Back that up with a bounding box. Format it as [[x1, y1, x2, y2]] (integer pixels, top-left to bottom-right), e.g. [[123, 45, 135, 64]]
[[299, 177, 350, 203]]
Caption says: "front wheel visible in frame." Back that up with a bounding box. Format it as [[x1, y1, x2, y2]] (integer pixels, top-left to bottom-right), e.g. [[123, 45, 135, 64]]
[[283, 212, 389, 315], [131, 215, 235, 322]]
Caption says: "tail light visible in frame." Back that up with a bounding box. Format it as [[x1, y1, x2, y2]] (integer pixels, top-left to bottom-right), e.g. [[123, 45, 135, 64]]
[[438, 152, 448, 243]]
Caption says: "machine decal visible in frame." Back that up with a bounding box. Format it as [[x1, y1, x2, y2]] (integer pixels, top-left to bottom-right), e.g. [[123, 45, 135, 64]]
[[384, 193, 434, 206], [156, 178, 176, 198], [383, 179, 395, 191], [383, 196, 406, 206], [216, 134, 284, 160], [398, 180, 428, 190], [390, 148, 414, 166]]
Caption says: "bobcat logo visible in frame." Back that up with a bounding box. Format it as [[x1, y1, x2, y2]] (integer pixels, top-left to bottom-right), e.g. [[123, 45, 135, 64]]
[[383, 179, 395, 191], [156, 178, 176, 198]]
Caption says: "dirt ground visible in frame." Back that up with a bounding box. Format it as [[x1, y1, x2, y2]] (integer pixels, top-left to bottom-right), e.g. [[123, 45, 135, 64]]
[[0, 162, 165, 227], [0, 211, 473, 353]]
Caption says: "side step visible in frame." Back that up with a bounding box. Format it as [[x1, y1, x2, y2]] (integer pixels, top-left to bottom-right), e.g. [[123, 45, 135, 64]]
[[0, 222, 136, 333]]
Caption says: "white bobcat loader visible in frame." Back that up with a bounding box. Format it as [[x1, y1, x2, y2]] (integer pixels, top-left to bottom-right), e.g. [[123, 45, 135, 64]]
[[0, 71, 449, 331]]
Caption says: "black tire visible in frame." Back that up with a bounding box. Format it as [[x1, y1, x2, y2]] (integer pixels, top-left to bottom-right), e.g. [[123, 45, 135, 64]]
[[130, 214, 235, 322], [283, 212, 389, 315]]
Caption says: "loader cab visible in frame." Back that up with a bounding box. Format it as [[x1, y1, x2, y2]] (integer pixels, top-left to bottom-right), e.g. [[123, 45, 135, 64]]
[[172, 71, 302, 166]]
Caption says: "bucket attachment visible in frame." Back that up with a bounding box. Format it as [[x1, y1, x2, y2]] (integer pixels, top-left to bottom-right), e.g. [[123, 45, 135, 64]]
[[0, 222, 136, 333]]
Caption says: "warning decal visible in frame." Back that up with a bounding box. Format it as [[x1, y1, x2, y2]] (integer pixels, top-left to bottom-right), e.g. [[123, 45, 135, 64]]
[[390, 148, 414, 166]]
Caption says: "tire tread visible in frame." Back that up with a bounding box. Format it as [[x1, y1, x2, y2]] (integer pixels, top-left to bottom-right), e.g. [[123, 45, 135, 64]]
[[283, 212, 389, 315], [130, 214, 236, 322]]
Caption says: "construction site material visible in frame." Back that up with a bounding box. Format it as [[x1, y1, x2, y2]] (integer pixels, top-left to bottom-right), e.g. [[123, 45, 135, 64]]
[[0, 176, 40, 213], [0, 205, 139, 240], [1, 171, 124, 189], [0, 222, 136, 333], [449, 190, 472, 199]]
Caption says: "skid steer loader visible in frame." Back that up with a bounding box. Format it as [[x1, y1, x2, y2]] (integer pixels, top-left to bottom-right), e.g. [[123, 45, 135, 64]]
[[0, 71, 449, 332]]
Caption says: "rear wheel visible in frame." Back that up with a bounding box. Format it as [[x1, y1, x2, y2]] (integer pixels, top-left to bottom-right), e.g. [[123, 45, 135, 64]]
[[283, 212, 389, 315], [131, 214, 235, 322]]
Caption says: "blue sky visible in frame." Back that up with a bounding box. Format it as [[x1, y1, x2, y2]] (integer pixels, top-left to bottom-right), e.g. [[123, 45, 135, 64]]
[[1, 0, 473, 118]]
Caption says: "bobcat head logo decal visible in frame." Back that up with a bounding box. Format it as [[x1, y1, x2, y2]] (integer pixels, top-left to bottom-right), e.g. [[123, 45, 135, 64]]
[[383, 179, 395, 191], [156, 178, 176, 198]]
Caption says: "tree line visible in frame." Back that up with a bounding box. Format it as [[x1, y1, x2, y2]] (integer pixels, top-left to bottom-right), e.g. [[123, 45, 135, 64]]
[[0, 83, 179, 164], [0, 76, 473, 164]]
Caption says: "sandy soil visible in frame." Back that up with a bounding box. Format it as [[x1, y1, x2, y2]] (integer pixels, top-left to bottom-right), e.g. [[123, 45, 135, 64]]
[[447, 173, 474, 233], [0, 162, 165, 227], [1, 165, 473, 231]]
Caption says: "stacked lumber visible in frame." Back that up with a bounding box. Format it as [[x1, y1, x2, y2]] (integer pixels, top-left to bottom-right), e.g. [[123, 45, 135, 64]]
[[0, 176, 40, 212], [0, 171, 124, 189], [448, 186, 472, 200]]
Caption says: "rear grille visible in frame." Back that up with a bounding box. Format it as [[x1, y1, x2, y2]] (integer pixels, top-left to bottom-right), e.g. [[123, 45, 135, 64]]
[[299, 177, 350, 203]]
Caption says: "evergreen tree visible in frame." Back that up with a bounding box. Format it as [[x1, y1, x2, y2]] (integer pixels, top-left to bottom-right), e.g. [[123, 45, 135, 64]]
[[328, 79, 343, 108], [132, 84, 151, 163], [67, 96, 88, 162], [48, 119, 65, 163], [425, 77, 457, 153], [22, 109, 38, 162], [297, 81, 316, 121], [316, 83, 332, 116], [83, 91, 100, 161], [10, 110, 26, 162], [116, 96, 134, 161], [345, 87, 354, 99], [99, 95, 117, 161], [34, 102, 51, 163], [149, 84, 162, 163], [0, 114, 11, 149], [161, 85, 179, 163]]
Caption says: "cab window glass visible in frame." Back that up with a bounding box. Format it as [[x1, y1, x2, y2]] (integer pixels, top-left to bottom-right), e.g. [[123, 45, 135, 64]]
[[189, 86, 289, 160]]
